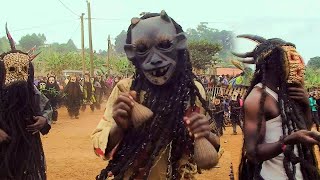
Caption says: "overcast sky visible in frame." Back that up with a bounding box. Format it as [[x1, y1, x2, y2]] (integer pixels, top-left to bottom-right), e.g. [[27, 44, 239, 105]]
[[0, 0, 319, 62]]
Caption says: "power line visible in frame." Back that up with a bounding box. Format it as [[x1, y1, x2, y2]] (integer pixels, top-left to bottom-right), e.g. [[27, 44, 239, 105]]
[[88, 17, 127, 21], [57, 0, 79, 17], [0, 19, 78, 33], [68, 23, 80, 40]]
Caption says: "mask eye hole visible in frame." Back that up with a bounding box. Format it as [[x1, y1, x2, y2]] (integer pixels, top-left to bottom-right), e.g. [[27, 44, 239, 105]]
[[136, 43, 149, 54], [157, 40, 173, 50], [9, 67, 16, 72], [23, 66, 28, 72]]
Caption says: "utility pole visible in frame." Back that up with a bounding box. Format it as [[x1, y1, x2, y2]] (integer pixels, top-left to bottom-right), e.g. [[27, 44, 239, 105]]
[[107, 35, 111, 75], [87, 0, 94, 77], [80, 13, 85, 76]]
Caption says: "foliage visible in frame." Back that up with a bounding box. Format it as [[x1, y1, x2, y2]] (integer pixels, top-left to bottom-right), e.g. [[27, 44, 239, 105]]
[[0, 36, 10, 53], [19, 33, 46, 51], [106, 56, 135, 76], [307, 56, 320, 69], [305, 67, 320, 88], [186, 22, 235, 59], [114, 30, 127, 54], [33, 49, 105, 75], [188, 40, 222, 70], [242, 67, 253, 86], [47, 39, 78, 53]]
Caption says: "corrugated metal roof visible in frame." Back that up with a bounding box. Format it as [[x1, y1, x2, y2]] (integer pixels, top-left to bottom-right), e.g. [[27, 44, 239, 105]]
[[216, 67, 242, 76]]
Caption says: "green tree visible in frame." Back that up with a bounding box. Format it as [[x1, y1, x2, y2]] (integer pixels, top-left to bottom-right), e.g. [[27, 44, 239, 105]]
[[305, 67, 320, 88], [19, 33, 46, 51], [47, 39, 77, 53], [34, 48, 106, 75], [0, 36, 10, 53], [188, 40, 222, 70], [114, 30, 127, 54], [307, 56, 320, 69], [186, 22, 234, 60], [107, 56, 134, 76], [65, 39, 77, 51]]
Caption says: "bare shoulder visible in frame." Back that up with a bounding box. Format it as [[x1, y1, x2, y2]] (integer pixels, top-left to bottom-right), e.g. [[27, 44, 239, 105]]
[[244, 87, 263, 108]]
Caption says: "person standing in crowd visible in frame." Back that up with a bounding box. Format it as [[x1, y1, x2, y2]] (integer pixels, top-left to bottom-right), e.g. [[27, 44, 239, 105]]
[[222, 75, 229, 86], [229, 94, 242, 135], [317, 93, 320, 129], [223, 95, 230, 121], [64, 75, 83, 119], [202, 76, 209, 89], [208, 75, 214, 90], [309, 93, 319, 131], [45, 74, 61, 124], [82, 73, 96, 112], [213, 96, 225, 136], [64, 75, 70, 86], [93, 77, 102, 110], [97, 75, 107, 102]]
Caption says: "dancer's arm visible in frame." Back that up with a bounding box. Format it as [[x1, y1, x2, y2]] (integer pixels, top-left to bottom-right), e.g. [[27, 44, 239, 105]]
[[26, 86, 52, 135], [91, 79, 133, 159], [244, 88, 319, 163]]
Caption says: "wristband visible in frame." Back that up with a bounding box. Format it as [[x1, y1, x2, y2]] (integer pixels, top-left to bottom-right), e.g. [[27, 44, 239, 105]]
[[279, 135, 287, 152]]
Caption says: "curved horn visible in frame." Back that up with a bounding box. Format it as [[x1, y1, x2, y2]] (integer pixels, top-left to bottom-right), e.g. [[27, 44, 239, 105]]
[[238, 57, 256, 64], [237, 34, 266, 44], [27, 45, 37, 54], [29, 52, 41, 61], [231, 51, 253, 58], [6, 23, 16, 50], [160, 10, 171, 22]]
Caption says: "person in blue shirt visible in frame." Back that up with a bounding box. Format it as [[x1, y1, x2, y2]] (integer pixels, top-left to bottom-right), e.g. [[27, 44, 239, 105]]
[[309, 93, 319, 131]]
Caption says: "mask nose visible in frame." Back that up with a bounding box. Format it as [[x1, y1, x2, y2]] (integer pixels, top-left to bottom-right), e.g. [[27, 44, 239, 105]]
[[150, 53, 163, 66]]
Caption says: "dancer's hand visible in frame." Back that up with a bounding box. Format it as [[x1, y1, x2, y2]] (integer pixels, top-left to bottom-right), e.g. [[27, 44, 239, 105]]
[[0, 128, 10, 143], [184, 112, 210, 139], [26, 116, 47, 134], [288, 83, 309, 106], [112, 91, 136, 130], [284, 130, 320, 146]]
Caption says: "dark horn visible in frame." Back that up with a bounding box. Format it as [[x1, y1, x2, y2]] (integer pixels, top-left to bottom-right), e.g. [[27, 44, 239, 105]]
[[237, 34, 266, 44], [29, 52, 41, 61], [5, 23, 16, 50], [238, 57, 256, 64], [160, 10, 171, 22], [231, 51, 254, 58], [27, 45, 37, 54]]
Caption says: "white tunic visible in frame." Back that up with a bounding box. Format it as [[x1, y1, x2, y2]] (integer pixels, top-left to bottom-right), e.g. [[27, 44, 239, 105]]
[[255, 83, 303, 180]]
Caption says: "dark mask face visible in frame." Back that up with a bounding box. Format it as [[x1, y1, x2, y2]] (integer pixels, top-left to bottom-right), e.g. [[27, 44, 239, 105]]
[[70, 76, 77, 83], [97, 75, 102, 82], [125, 16, 187, 86], [48, 77, 55, 84]]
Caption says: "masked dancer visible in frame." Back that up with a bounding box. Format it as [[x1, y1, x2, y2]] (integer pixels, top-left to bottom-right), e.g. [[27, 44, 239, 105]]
[[233, 35, 320, 180], [92, 11, 221, 180]]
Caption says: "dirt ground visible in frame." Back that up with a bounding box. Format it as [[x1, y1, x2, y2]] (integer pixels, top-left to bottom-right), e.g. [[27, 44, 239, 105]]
[[42, 106, 319, 180]]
